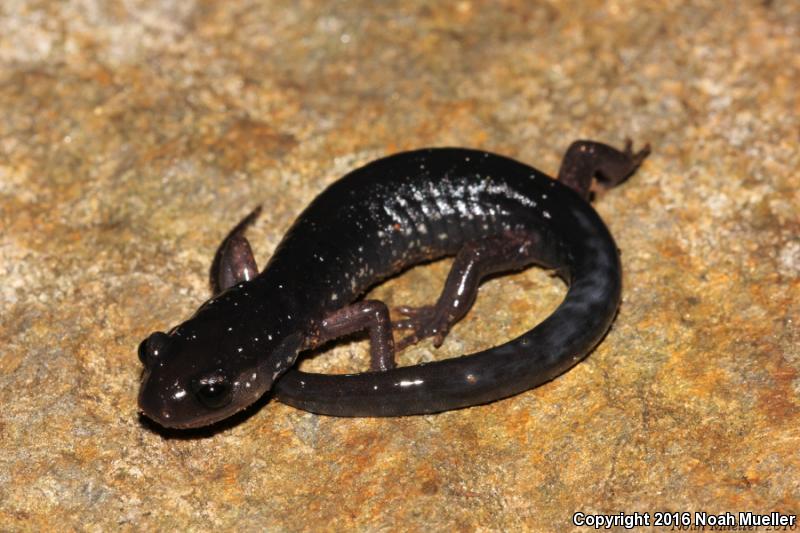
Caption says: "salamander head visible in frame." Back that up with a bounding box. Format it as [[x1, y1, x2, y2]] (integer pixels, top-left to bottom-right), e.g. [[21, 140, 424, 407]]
[[137, 299, 302, 429]]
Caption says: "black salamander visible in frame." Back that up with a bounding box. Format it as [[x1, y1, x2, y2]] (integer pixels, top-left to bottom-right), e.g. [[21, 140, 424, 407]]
[[138, 140, 649, 428]]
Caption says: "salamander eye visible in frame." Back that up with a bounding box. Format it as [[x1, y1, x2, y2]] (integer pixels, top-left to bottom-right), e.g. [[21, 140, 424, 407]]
[[138, 331, 171, 368], [193, 374, 233, 409]]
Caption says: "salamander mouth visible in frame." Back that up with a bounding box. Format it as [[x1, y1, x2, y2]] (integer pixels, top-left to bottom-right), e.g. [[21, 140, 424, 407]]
[[137, 400, 233, 430], [138, 398, 265, 430], [138, 374, 276, 430]]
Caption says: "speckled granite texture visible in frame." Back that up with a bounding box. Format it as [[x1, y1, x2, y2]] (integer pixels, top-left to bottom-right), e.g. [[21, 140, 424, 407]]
[[1, 1, 798, 530]]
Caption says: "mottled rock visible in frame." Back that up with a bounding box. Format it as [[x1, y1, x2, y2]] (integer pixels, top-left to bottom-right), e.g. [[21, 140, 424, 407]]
[[1, 1, 798, 530]]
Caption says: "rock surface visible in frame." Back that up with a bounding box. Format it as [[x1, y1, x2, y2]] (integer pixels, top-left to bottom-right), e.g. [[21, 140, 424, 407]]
[[1, 1, 798, 530]]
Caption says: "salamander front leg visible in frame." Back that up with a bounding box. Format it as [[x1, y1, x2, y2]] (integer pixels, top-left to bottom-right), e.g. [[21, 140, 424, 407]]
[[316, 300, 396, 372], [210, 206, 262, 294], [393, 230, 552, 351], [557, 139, 650, 199]]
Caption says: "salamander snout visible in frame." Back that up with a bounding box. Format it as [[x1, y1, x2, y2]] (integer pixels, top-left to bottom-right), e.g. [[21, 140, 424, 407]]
[[137, 326, 276, 429]]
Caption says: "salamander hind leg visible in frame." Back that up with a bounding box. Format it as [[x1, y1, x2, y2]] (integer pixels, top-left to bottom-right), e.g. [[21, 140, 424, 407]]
[[393, 230, 554, 351], [557, 139, 651, 199], [393, 304, 446, 350]]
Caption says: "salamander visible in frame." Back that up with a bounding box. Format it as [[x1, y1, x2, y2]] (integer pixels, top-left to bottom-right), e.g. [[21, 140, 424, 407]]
[[137, 140, 649, 428]]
